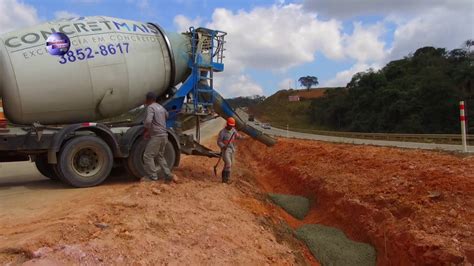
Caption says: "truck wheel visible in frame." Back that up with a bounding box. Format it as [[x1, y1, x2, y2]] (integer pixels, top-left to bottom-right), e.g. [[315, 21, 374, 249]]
[[126, 136, 177, 180], [57, 136, 113, 188], [34, 154, 60, 181]]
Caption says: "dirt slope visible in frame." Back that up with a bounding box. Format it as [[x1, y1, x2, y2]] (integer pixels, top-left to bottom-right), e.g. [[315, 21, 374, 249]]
[[240, 138, 474, 265], [2, 132, 471, 265], [293, 89, 330, 99], [0, 139, 315, 265]]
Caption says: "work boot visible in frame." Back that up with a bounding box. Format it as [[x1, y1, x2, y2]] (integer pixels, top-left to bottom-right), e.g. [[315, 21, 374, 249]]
[[222, 170, 230, 183], [226, 170, 232, 184], [140, 175, 157, 182], [163, 173, 177, 184]]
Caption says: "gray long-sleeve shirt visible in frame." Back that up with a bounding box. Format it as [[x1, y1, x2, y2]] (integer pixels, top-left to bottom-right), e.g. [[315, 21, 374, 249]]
[[217, 128, 242, 152], [144, 103, 168, 137]]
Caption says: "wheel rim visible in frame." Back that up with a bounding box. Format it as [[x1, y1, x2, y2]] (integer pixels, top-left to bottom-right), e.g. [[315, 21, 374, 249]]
[[70, 146, 104, 178]]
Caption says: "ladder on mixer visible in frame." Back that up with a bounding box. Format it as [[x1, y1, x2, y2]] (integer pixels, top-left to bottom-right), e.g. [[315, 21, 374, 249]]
[[189, 27, 225, 116]]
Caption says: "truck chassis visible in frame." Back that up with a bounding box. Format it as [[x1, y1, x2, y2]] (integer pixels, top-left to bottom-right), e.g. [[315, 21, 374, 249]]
[[0, 121, 218, 187]]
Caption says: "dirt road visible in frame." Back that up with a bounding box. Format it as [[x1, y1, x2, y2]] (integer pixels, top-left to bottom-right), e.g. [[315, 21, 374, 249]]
[[0, 117, 223, 223], [0, 120, 315, 265], [236, 109, 473, 153]]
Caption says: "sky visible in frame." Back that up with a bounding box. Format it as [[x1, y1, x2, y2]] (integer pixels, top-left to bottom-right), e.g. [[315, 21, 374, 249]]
[[0, 0, 473, 97]]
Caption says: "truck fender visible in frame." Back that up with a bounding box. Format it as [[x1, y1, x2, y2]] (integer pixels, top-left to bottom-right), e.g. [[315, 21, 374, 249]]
[[120, 125, 181, 167], [48, 123, 122, 164]]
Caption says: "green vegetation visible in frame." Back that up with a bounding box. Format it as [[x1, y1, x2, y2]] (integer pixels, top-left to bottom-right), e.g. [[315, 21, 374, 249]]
[[311, 45, 473, 133], [299, 75, 319, 90], [249, 90, 329, 129], [254, 43, 474, 134], [268, 193, 310, 220], [226, 95, 266, 108], [295, 224, 376, 266]]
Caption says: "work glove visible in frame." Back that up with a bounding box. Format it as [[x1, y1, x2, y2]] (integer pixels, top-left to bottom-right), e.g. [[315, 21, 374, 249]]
[[143, 128, 151, 140]]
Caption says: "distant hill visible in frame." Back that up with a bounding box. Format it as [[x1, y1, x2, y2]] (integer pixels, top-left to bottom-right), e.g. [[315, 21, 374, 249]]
[[291, 88, 336, 100], [252, 44, 474, 134], [225, 95, 266, 108], [248, 88, 342, 129]]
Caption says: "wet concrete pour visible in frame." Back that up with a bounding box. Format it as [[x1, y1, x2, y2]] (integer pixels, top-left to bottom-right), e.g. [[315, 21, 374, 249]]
[[268, 193, 376, 265]]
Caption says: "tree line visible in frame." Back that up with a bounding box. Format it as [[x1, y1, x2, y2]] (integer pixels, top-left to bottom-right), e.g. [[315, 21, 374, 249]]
[[225, 95, 266, 108], [310, 42, 474, 133]]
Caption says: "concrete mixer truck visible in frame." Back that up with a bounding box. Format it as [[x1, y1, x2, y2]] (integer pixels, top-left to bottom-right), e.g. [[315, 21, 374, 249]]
[[0, 16, 276, 187]]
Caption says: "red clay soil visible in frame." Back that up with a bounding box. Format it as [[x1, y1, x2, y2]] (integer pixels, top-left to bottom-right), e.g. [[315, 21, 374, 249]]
[[239, 138, 474, 265], [292, 88, 335, 99], [0, 137, 316, 265]]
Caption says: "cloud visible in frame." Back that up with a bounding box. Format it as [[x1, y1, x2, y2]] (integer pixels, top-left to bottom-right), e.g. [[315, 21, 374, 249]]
[[206, 4, 344, 70], [54, 10, 80, 19], [278, 78, 295, 90], [173, 3, 395, 95], [321, 0, 473, 88], [127, 0, 152, 15], [0, 0, 39, 34], [134, 0, 150, 10], [344, 22, 387, 63], [323, 22, 388, 87], [302, 0, 472, 19], [175, 3, 349, 96], [174, 15, 202, 33], [174, 1, 473, 95], [389, 6, 474, 59], [324, 62, 380, 87], [214, 74, 264, 98]]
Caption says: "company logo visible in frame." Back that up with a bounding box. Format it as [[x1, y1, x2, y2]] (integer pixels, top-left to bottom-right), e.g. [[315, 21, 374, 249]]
[[5, 18, 159, 50], [46, 32, 70, 56]]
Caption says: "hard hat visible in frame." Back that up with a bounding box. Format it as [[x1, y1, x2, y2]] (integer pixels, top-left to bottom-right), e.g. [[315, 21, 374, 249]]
[[227, 117, 236, 127]]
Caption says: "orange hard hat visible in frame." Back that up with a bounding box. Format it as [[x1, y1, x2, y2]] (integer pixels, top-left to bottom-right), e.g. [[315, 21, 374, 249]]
[[227, 117, 236, 127]]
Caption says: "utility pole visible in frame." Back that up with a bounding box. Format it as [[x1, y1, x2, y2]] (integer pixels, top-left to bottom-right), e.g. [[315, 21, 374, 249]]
[[460, 101, 468, 152]]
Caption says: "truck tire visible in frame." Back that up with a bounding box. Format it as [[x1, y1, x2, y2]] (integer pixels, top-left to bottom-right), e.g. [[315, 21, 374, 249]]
[[34, 154, 60, 181], [125, 136, 177, 180], [56, 136, 113, 187]]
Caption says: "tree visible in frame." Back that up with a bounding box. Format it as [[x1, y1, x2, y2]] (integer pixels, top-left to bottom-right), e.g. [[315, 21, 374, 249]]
[[298, 76, 319, 90]]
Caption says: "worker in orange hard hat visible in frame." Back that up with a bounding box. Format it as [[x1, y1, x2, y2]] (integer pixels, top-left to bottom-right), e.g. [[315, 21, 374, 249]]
[[217, 117, 245, 183]]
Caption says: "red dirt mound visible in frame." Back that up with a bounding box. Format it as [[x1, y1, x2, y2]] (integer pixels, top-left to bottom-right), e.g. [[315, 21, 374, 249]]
[[240, 138, 474, 265], [292, 88, 338, 100]]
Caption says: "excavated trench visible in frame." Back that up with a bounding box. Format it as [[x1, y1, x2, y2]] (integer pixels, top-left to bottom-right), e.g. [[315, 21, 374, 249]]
[[238, 138, 474, 265], [267, 193, 376, 265]]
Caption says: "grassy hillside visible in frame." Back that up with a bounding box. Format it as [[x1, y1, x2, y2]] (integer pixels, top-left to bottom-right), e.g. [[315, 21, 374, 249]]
[[249, 89, 339, 130], [253, 44, 473, 134], [292, 88, 331, 99], [309, 46, 473, 133]]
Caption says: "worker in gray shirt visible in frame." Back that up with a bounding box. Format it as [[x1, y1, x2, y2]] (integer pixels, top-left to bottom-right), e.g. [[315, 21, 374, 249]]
[[143, 92, 173, 182]]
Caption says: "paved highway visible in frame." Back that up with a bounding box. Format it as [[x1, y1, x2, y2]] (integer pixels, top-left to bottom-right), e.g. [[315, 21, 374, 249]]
[[235, 110, 473, 153]]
